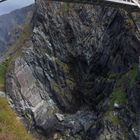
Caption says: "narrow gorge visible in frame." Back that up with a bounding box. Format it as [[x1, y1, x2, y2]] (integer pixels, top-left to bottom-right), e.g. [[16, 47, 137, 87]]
[[1, 0, 140, 140]]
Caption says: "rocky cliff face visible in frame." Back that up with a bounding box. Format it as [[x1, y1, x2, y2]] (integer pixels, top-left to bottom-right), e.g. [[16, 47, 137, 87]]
[[6, 1, 140, 140]]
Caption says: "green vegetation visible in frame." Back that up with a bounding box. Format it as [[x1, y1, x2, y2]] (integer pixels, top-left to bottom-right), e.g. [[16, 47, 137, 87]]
[[105, 64, 139, 127], [0, 97, 36, 140], [6, 23, 32, 72], [0, 22, 36, 140], [124, 131, 129, 139], [55, 59, 70, 73], [6, 23, 32, 61], [105, 76, 127, 126], [108, 64, 138, 108], [110, 88, 127, 108], [126, 15, 136, 32], [51, 82, 65, 97], [105, 111, 122, 126], [63, 3, 70, 13], [17, 23, 32, 46], [66, 79, 75, 89], [126, 64, 138, 86], [0, 59, 10, 91]]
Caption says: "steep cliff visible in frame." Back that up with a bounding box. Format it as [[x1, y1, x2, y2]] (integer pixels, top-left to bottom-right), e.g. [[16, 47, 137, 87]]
[[6, 1, 140, 140], [0, 4, 37, 140]]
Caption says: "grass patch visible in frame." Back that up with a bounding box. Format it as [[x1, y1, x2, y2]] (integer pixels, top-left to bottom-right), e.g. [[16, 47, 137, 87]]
[[6, 23, 32, 72], [0, 23, 36, 139], [105, 87, 125, 126], [108, 64, 138, 108], [106, 83, 127, 126], [105, 111, 121, 126], [126, 64, 138, 86], [0, 97, 36, 140], [63, 3, 70, 13], [110, 88, 127, 108], [105, 64, 138, 127], [6, 23, 32, 61], [0, 59, 10, 91]]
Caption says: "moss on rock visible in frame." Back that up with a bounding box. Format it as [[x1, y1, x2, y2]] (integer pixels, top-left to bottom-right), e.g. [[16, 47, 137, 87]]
[[110, 88, 127, 107], [0, 59, 10, 91]]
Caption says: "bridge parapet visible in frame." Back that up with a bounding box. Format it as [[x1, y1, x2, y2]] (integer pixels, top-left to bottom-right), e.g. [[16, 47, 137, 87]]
[[51, 0, 140, 11]]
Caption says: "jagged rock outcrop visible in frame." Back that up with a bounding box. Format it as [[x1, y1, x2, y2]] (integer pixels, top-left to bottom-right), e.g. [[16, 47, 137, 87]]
[[6, 1, 140, 140]]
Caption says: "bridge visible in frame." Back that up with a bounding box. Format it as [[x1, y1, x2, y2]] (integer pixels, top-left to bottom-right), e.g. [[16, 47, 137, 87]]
[[52, 0, 140, 11], [0, 0, 139, 11]]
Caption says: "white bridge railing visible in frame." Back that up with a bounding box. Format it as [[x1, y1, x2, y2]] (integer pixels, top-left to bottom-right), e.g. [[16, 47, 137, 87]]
[[132, 0, 140, 7], [53, 0, 140, 10], [105, 0, 140, 8]]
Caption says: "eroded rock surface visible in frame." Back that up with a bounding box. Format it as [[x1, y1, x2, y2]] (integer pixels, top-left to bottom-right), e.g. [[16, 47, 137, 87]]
[[6, 1, 140, 140]]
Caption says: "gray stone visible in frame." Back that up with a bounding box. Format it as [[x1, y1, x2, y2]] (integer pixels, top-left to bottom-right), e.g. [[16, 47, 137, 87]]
[[6, 1, 140, 140], [55, 113, 65, 122]]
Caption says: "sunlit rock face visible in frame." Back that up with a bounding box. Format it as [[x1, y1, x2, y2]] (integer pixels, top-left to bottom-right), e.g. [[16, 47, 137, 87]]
[[6, 0, 140, 139]]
